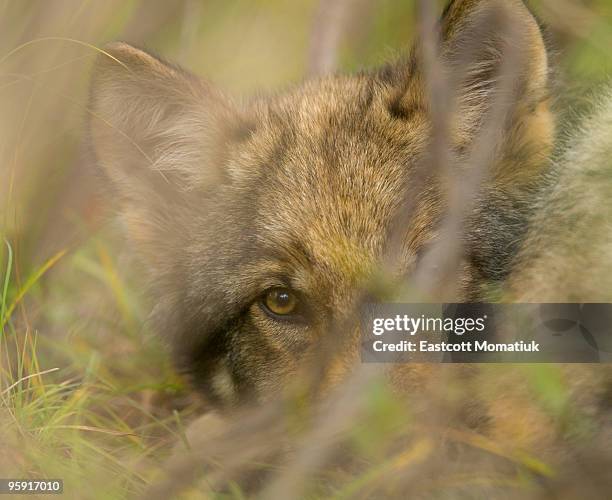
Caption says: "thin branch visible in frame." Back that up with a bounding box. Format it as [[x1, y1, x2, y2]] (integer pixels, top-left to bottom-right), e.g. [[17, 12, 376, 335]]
[[308, 0, 366, 77]]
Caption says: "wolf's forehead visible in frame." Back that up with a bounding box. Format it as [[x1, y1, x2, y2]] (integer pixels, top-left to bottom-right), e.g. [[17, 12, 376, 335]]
[[260, 81, 423, 172], [241, 77, 430, 275], [252, 141, 412, 280]]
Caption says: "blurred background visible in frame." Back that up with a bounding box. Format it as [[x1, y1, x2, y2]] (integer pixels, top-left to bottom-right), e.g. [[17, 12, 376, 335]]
[[1, 0, 612, 497]]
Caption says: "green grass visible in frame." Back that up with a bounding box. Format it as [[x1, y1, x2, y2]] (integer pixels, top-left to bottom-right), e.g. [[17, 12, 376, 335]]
[[0, 235, 203, 499]]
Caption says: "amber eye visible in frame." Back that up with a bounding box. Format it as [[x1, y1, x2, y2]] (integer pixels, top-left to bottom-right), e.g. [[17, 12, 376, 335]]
[[263, 287, 298, 317]]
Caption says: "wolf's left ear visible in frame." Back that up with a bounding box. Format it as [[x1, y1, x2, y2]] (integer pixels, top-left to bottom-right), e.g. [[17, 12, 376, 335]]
[[441, 0, 551, 136], [440, 0, 549, 92], [90, 43, 237, 261], [448, 0, 552, 165], [395, 0, 553, 179]]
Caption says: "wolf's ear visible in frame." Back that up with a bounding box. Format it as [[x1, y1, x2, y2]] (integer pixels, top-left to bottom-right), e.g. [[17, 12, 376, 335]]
[[444, 0, 553, 181], [395, 0, 553, 177], [90, 43, 236, 260], [441, 0, 550, 129]]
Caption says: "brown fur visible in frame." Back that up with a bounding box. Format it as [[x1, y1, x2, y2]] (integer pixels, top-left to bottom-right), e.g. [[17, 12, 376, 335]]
[[90, 0, 553, 405], [508, 87, 612, 302]]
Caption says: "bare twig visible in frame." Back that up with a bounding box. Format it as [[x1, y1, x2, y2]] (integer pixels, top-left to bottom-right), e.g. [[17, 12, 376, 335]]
[[412, 2, 527, 300], [308, 0, 367, 77], [261, 365, 381, 500]]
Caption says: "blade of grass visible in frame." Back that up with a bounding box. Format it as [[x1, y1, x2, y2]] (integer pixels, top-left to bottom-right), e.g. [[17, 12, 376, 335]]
[[1, 238, 13, 328], [1, 367, 59, 396], [0, 37, 131, 70], [1, 248, 66, 329]]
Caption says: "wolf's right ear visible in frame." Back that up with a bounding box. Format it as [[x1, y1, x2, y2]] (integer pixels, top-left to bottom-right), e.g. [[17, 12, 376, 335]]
[[90, 43, 236, 260]]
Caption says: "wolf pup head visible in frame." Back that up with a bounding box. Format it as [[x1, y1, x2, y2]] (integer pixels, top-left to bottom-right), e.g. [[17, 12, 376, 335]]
[[90, 0, 553, 406]]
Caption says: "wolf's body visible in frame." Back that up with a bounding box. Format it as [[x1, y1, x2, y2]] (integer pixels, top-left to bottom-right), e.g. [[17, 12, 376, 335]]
[[509, 88, 612, 302], [90, 1, 612, 490]]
